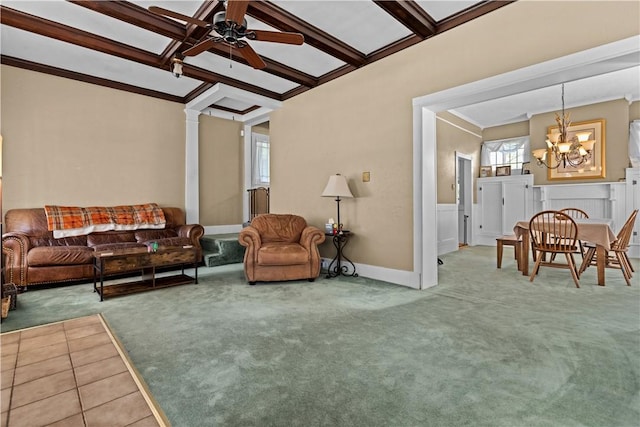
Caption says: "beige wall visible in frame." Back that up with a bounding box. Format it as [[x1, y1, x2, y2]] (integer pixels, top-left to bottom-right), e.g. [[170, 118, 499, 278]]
[[252, 122, 270, 135], [269, 1, 640, 272], [630, 101, 640, 121], [199, 115, 244, 225], [529, 99, 630, 184], [1, 2, 638, 273], [0, 66, 186, 219], [482, 121, 530, 144], [436, 112, 482, 204]]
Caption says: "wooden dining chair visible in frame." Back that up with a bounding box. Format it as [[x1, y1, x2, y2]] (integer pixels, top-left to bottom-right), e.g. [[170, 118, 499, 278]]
[[579, 209, 638, 286], [529, 210, 581, 288], [558, 207, 589, 258]]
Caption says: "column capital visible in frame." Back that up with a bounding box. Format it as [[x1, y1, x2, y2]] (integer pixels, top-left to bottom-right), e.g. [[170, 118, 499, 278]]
[[184, 109, 201, 122]]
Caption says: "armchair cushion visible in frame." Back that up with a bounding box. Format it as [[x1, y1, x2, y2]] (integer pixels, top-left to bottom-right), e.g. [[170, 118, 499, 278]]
[[258, 243, 308, 266]]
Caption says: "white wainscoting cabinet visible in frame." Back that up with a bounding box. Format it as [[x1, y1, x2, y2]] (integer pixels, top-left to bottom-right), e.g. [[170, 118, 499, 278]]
[[475, 175, 534, 245]]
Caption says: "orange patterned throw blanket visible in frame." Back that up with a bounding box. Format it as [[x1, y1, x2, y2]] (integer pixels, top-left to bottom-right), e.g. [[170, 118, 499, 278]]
[[44, 203, 166, 238]]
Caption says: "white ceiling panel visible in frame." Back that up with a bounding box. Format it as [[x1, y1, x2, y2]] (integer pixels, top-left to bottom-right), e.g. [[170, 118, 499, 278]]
[[185, 50, 299, 94], [271, 0, 412, 55], [451, 66, 640, 129], [244, 16, 345, 77], [129, 0, 202, 17], [215, 97, 255, 110], [3, 0, 172, 55], [415, 1, 480, 21], [1, 26, 202, 97]]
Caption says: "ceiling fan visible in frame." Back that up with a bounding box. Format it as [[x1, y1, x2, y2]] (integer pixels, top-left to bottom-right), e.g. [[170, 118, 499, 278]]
[[149, 0, 305, 70]]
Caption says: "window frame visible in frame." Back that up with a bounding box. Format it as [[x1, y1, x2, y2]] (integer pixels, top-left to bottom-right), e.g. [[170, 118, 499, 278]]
[[251, 132, 270, 187], [480, 136, 530, 174]]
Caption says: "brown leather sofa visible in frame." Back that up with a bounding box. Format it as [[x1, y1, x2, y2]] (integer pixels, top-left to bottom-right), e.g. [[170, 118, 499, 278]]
[[2, 207, 204, 288], [238, 214, 325, 285]]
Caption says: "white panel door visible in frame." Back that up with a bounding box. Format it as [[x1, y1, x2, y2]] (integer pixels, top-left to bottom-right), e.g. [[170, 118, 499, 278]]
[[502, 178, 531, 234], [478, 181, 503, 237]]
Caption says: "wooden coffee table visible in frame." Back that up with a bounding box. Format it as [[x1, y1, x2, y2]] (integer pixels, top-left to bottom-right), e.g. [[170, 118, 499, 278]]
[[93, 246, 198, 301]]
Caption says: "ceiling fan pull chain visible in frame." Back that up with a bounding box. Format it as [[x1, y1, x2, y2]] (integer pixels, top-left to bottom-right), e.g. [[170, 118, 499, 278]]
[[230, 43, 233, 68]]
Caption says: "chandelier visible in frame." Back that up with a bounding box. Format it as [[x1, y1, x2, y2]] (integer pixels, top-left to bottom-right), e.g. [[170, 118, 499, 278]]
[[532, 84, 595, 169]]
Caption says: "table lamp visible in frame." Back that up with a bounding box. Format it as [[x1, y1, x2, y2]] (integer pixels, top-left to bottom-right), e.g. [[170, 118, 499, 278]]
[[322, 174, 353, 232]]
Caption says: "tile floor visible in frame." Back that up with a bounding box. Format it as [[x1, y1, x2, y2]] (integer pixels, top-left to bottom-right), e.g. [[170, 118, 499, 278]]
[[1, 315, 166, 427]]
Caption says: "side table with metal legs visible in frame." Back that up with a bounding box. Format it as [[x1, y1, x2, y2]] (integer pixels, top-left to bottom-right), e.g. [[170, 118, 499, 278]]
[[326, 231, 358, 278]]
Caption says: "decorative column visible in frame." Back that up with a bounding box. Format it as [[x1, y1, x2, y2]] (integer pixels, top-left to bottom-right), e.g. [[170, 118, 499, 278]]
[[184, 109, 201, 224]]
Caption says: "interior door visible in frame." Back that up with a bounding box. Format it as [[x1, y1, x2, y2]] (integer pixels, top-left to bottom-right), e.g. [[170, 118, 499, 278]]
[[502, 178, 530, 234], [478, 180, 503, 236], [456, 154, 472, 245]]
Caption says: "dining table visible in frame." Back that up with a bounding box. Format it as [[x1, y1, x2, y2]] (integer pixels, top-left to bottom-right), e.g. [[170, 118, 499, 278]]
[[513, 217, 617, 286]]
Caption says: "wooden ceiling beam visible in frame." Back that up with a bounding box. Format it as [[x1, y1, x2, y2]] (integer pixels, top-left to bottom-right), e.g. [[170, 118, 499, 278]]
[[1, 55, 184, 103], [160, 1, 223, 64], [437, 1, 517, 33], [182, 64, 282, 100], [247, 1, 365, 67], [373, 0, 436, 38], [196, 42, 317, 87], [0, 6, 161, 67], [67, 1, 187, 41], [185, 82, 215, 104], [206, 104, 261, 116]]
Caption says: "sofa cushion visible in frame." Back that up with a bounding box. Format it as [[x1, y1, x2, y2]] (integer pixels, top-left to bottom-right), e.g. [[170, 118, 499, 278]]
[[87, 232, 136, 247], [134, 229, 178, 242], [29, 235, 88, 247], [27, 246, 94, 266], [153, 237, 193, 248], [257, 243, 308, 266], [91, 242, 147, 252]]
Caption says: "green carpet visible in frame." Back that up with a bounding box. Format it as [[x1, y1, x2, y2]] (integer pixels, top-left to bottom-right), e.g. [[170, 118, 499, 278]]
[[1, 246, 638, 426]]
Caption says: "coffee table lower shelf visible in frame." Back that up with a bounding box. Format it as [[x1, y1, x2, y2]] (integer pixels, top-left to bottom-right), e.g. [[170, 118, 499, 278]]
[[95, 274, 196, 300]]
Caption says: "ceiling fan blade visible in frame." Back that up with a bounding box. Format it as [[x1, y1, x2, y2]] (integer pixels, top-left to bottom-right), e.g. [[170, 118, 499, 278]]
[[148, 6, 209, 27], [237, 43, 267, 69], [183, 39, 217, 56], [225, 0, 249, 24], [250, 30, 304, 45]]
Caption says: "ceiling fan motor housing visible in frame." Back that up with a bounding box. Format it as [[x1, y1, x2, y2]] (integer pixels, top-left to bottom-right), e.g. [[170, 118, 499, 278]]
[[213, 11, 247, 43]]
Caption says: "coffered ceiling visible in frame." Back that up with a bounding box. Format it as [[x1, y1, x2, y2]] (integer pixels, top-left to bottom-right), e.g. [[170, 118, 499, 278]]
[[2, 1, 637, 128], [1, 0, 514, 121]]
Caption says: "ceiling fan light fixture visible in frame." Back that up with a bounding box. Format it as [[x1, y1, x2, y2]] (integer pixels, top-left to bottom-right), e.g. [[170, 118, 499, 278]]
[[171, 57, 183, 78]]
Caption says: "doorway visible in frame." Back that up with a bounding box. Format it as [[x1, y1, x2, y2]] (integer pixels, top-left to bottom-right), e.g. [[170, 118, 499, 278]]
[[456, 152, 472, 247]]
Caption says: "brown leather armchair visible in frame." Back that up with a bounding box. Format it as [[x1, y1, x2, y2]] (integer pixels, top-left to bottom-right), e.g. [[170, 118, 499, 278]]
[[238, 214, 325, 285]]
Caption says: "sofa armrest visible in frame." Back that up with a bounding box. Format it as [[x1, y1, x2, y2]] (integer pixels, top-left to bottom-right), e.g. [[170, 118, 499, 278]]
[[176, 224, 205, 246], [2, 232, 31, 287], [300, 226, 326, 250], [238, 227, 261, 257]]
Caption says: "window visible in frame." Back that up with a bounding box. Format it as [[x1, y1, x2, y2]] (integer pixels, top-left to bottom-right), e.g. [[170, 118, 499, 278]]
[[252, 133, 270, 186], [480, 136, 530, 173]]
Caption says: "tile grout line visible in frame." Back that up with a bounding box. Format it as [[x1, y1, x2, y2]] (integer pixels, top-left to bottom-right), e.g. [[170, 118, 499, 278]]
[[5, 330, 20, 427], [64, 318, 89, 427]]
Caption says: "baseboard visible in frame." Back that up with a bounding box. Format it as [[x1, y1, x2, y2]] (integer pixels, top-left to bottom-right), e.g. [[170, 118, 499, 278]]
[[475, 235, 500, 246], [322, 257, 421, 289], [629, 243, 639, 259], [438, 238, 458, 255], [203, 224, 243, 235]]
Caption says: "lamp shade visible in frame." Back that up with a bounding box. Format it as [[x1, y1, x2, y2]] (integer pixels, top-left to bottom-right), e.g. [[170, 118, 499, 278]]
[[322, 174, 353, 198]]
